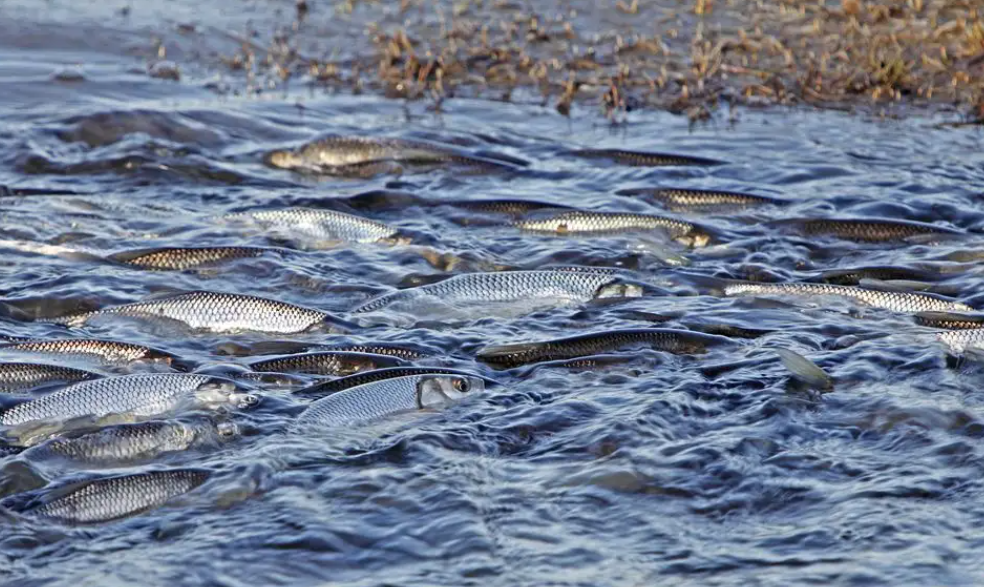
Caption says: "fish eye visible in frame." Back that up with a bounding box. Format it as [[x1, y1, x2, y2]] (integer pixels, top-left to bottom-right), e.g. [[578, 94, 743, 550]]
[[452, 378, 470, 393]]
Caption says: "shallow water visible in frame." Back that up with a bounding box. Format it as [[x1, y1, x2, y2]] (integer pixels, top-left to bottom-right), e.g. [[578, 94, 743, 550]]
[[3, 4, 984, 587]]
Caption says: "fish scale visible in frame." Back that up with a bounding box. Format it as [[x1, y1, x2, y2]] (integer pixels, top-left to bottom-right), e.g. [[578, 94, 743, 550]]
[[27, 420, 221, 464], [225, 208, 399, 244], [0, 338, 175, 366], [615, 187, 778, 210], [783, 218, 963, 242], [52, 291, 332, 334], [310, 343, 432, 361], [0, 373, 233, 427], [109, 246, 272, 270], [354, 270, 639, 313], [477, 328, 736, 368], [25, 469, 210, 524], [571, 148, 722, 166], [724, 282, 970, 313], [514, 210, 707, 245], [0, 362, 101, 394], [268, 136, 522, 171], [937, 328, 984, 353], [248, 351, 408, 376], [295, 366, 489, 398]]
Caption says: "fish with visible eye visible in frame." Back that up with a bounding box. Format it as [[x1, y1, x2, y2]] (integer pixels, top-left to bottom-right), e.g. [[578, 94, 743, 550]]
[[0, 362, 100, 394], [294, 366, 497, 399], [5, 468, 211, 524], [512, 209, 714, 248], [568, 148, 723, 167], [292, 373, 483, 431], [615, 187, 780, 211], [108, 246, 278, 271], [223, 208, 409, 247], [23, 418, 239, 466], [0, 374, 256, 438], [46, 291, 351, 335], [353, 269, 645, 322], [265, 135, 526, 174]]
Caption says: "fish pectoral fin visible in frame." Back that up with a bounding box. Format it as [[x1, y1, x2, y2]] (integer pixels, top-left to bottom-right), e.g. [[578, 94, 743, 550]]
[[772, 347, 833, 392]]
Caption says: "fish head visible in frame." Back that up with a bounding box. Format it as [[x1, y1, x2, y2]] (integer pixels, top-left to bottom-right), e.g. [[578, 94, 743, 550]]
[[195, 377, 238, 397], [215, 421, 241, 440], [230, 393, 260, 409], [416, 375, 485, 409], [594, 281, 645, 300]]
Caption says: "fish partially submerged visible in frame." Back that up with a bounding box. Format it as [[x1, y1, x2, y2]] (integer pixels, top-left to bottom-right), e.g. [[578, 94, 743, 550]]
[[224, 208, 406, 247], [570, 148, 722, 167], [48, 291, 346, 335], [724, 281, 971, 313], [937, 328, 984, 354], [294, 366, 495, 398], [477, 328, 736, 368], [248, 351, 409, 376], [12, 468, 210, 524], [293, 373, 483, 430], [915, 311, 984, 330], [0, 362, 100, 394], [0, 338, 180, 368], [816, 265, 943, 286], [266, 135, 525, 174], [513, 210, 713, 247], [24, 418, 238, 465], [615, 187, 779, 211], [0, 373, 254, 429], [353, 270, 645, 320], [773, 218, 964, 243], [108, 246, 276, 271]]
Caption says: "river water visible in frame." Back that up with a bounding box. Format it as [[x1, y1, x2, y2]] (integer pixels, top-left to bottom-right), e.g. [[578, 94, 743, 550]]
[[2, 4, 984, 587]]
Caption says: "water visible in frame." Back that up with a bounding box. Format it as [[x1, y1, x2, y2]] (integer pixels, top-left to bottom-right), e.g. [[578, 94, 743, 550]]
[[3, 4, 984, 587]]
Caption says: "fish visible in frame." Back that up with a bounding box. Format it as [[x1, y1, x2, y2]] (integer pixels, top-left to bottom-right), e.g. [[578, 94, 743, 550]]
[[773, 218, 964, 243], [723, 281, 971, 313], [513, 210, 712, 247], [352, 270, 645, 319], [569, 148, 723, 167], [816, 265, 943, 285], [773, 348, 833, 392], [615, 187, 779, 211], [341, 191, 569, 217], [294, 367, 495, 398], [937, 328, 984, 354], [310, 343, 435, 361], [24, 418, 238, 465], [293, 373, 483, 430], [477, 328, 736, 368], [0, 338, 180, 368], [0, 362, 101, 394], [266, 136, 524, 173], [0, 373, 255, 429], [15, 468, 210, 524], [915, 311, 984, 330], [224, 208, 405, 246], [108, 246, 275, 271], [247, 351, 409, 376], [48, 291, 344, 334]]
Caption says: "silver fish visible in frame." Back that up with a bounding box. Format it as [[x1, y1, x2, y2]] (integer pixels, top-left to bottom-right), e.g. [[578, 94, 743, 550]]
[[615, 187, 779, 211], [775, 218, 964, 243], [0, 363, 101, 394], [937, 328, 984, 354], [353, 270, 644, 317], [108, 246, 274, 271], [293, 374, 483, 430], [570, 148, 722, 166], [477, 328, 735, 368], [24, 419, 238, 465], [295, 366, 492, 398], [0, 338, 178, 367], [0, 373, 253, 428], [267, 136, 522, 172], [724, 282, 971, 313], [20, 469, 210, 524], [224, 208, 403, 245], [248, 351, 408, 376], [513, 210, 711, 247], [50, 291, 339, 334]]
